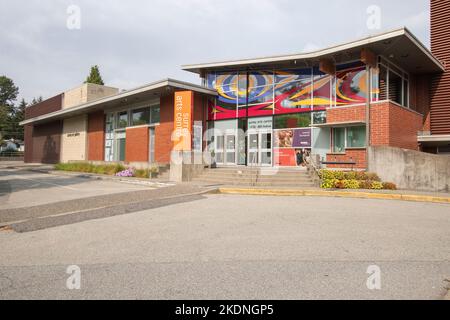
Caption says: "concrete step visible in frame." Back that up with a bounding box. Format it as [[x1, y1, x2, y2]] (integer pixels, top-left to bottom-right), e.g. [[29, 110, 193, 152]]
[[194, 179, 316, 187], [196, 175, 313, 183], [194, 176, 315, 186]]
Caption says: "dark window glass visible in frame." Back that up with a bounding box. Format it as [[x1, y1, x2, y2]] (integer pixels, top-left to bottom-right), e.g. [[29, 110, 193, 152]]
[[117, 111, 128, 128], [151, 106, 160, 124], [389, 71, 402, 105], [132, 108, 150, 126]]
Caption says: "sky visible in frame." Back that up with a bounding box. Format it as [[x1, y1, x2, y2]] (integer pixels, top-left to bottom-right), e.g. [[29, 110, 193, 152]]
[[0, 0, 431, 104]]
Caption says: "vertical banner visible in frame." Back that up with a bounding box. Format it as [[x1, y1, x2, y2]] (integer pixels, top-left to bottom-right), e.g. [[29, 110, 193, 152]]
[[173, 91, 193, 151]]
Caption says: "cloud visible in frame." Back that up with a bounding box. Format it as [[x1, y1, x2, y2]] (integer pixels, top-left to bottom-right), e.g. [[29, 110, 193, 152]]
[[0, 0, 431, 103]]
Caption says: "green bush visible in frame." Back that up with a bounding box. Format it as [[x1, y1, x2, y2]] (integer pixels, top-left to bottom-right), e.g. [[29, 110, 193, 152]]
[[321, 179, 338, 189], [371, 181, 383, 190], [343, 180, 360, 189], [54, 162, 125, 176]]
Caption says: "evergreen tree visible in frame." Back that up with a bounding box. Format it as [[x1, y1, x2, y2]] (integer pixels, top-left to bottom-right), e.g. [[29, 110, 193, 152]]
[[84, 65, 105, 85], [0, 76, 19, 140]]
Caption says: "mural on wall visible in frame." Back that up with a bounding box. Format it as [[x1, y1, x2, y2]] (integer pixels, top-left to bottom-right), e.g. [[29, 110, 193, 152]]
[[207, 63, 370, 120], [335, 66, 368, 106]]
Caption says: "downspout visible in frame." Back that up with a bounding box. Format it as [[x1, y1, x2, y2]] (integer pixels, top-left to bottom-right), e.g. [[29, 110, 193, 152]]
[[365, 65, 371, 171]]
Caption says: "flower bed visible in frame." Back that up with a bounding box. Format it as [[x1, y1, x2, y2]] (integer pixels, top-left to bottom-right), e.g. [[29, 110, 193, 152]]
[[319, 170, 397, 190], [55, 162, 159, 179]]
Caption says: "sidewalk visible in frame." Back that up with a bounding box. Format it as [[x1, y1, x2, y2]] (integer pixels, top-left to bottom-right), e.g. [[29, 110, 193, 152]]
[[217, 186, 450, 204]]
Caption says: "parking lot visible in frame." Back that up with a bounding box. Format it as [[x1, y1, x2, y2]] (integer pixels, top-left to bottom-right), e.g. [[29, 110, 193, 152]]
[[0, 166, 170, 209]]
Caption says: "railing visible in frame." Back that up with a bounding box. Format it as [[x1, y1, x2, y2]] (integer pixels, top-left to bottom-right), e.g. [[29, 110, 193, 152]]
[[0, 151, 24, 161]]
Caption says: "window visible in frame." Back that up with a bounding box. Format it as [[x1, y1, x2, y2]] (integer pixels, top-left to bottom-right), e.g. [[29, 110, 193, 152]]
[[117, 111, 128, 128], [150, 105, 160, 124], [333, 126, 366, 152], [132, 108, 150, 126], [378, 59, 409, 108], [333, 128, 346, 153], [274, 113, 311, 129], [346, 126, 366, 148]]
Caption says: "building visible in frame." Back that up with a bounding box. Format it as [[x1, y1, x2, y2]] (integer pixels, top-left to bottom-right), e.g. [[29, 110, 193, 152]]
[[22, 2, 450, 170]]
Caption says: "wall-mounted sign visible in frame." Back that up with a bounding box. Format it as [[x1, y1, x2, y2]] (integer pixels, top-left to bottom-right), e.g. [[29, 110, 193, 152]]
[[293, 128, 311, 148], [248, 117, 273, 131], [67, 132, 80, 138], [173, 91, 193, 151]]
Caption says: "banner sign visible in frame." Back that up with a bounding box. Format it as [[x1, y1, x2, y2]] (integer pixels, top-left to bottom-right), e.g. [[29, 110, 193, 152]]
[[248, 117, 273, 131], [293, 128, 312, 148], [173, 91, 193, 151]]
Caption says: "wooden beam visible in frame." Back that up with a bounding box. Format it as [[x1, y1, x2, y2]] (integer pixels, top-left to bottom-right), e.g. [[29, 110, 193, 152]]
[[361, 48, 377, 68], [319, 59, 335, 75]]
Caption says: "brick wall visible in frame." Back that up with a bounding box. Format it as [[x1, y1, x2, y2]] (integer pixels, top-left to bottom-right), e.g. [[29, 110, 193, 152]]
[[87, 111, 105, 161], [155, 94, 174, 164], [125, 126, 149, 162], [370, 102, 423, 151], [326, 105, 366, 123], [326, 149, 366, 169]]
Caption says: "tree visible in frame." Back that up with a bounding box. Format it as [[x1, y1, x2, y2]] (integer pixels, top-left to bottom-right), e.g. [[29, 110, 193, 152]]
[[84, 65, 105, 85], [10, 99, 27, 140], [0, 76, 19, 139]]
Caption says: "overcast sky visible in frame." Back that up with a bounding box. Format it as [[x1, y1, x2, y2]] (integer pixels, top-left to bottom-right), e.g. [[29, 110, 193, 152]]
[[0, 0, 430, 103]]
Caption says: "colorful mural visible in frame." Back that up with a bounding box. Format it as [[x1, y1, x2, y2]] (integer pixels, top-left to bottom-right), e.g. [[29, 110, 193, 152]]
[[207, 63, 371, 120]]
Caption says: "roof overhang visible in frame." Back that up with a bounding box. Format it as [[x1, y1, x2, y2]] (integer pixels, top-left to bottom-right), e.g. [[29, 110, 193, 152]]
[[20, 79, 217, 126], [313, 121, 366, 128], [182, 28, 445, 75], [418, 134, 450, 147]]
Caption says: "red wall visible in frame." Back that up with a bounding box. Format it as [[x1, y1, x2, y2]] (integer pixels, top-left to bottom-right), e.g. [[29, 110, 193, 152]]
[[125, 126, 149, 162], [155, 95, 175, 164], [87, 111, 105, 161]]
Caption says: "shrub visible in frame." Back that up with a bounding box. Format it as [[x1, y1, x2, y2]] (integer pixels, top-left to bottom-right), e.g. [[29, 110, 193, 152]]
[[358, 180, 373, 189], [343, 179, 360, 189], [382, 182, 397, 190], [371, 181, 383, 190], [366, 172, 381, 182], [321, 179, 338, 189]]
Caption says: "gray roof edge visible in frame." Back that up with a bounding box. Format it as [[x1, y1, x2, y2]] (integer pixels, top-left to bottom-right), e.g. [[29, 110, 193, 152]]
[[20, 78, 217, 126], [182, 27, 444, 73]]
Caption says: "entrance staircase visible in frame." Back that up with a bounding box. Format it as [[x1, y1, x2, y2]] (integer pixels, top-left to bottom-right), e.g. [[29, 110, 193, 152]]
[[192, 167, 317, 188]]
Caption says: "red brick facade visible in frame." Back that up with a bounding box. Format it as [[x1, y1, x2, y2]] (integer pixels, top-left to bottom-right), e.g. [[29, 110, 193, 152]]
[[87, 111, 105, 161], [372, 102, 423, 150], [326, 149, 366, 169], [326, 105, 366, 123], [155, 94, 175, 164], [125, 126, 149, 162], [324, 102, 424, 169]]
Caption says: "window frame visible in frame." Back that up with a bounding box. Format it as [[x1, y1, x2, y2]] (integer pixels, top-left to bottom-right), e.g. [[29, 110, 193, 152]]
[[331, 126, 367, 153]]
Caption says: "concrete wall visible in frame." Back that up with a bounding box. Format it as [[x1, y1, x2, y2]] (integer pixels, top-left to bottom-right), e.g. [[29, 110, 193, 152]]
[[61, 115, 87, 162], [63, 83, 119, 109], [368, 146, 450, 192]]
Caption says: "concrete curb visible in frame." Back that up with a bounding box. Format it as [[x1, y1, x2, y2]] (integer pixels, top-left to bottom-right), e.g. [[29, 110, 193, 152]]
[[218, 188, 450, 204]]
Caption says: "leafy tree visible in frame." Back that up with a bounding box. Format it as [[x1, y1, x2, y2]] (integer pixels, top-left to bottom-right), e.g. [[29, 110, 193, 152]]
[[84, 65, 105, 85], [0, 76, 19, 140]]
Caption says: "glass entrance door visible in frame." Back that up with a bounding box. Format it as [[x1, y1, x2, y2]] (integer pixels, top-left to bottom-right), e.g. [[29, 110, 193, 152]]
[[215, 133, 237, 165], [247, 130, 272, 167]]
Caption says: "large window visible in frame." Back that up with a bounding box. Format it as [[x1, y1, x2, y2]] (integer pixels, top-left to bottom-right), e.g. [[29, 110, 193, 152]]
[[274, 113, 311, 129], [333, 128, 346, 153], [117, 111, 128, 128], [150, 105, 160, 124], [332, 126, 366, 152], [378, 58, 409, 108], [346, 126, 366, 148], [132, 108, 150, 126]]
